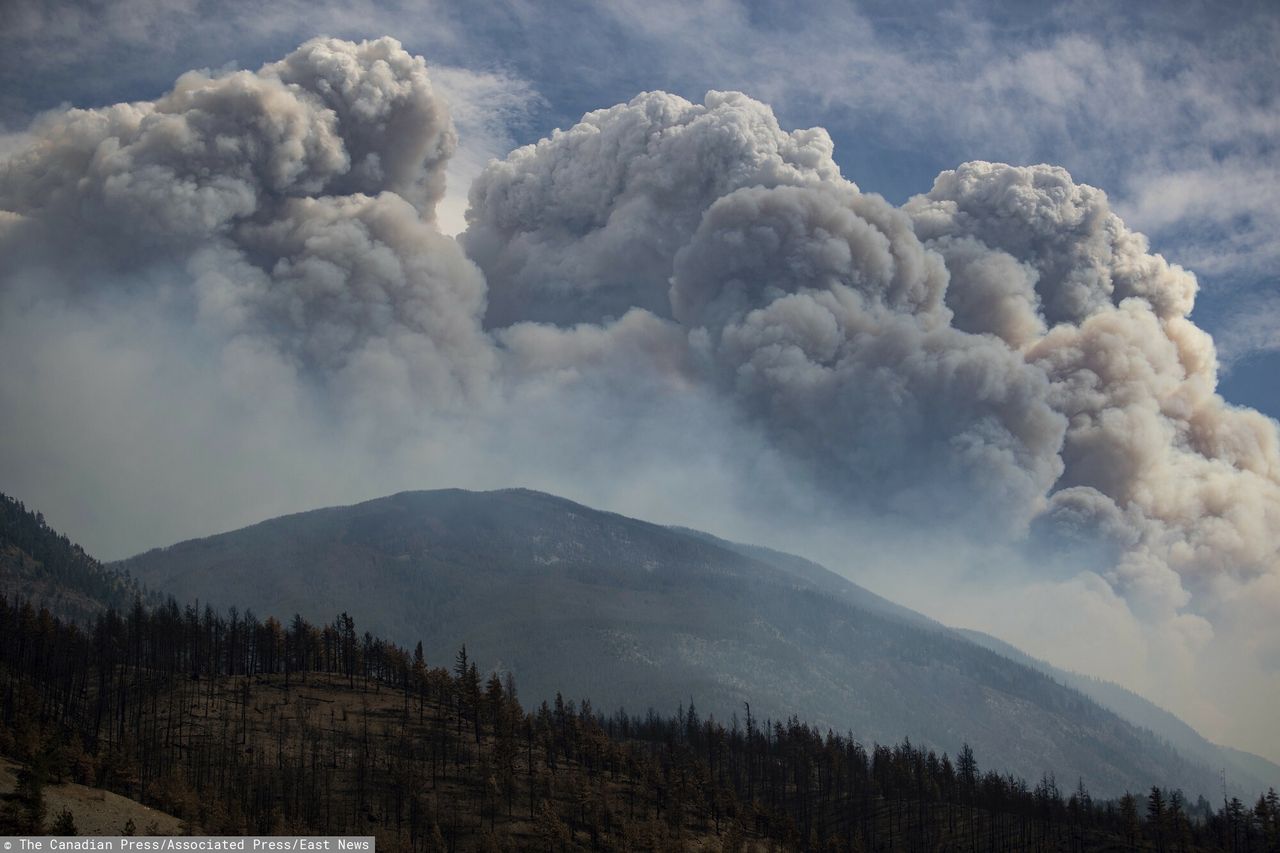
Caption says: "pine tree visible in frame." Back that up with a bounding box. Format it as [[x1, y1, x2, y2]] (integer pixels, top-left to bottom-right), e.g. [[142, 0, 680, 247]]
[[534, 799, 570, 851], [956, 743, 978, 792], [1119, 792, 1139, 850], [453, 645, 468, 681], [1264, 788, 1280, 850], [12, 756, 47, 832], [51, 809, 77, 835], [1169, 789, 1190, 853], [1147, 786, 1166, 853]]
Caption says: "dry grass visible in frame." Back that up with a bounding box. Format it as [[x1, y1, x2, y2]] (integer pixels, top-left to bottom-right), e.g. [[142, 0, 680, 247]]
[[0, 757, 183, 836]]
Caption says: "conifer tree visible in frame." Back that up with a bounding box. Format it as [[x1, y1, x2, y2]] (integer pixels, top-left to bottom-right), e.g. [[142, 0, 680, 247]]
[[51, 809, 77, 835]]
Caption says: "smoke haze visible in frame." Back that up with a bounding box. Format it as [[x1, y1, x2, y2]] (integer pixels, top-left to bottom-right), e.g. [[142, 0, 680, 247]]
[[1, 37, 1277, 761]]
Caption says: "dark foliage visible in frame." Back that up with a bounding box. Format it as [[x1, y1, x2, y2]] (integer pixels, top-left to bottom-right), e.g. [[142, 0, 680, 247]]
[[0, 493, 154, 623], [1, 595, 1275, 851]]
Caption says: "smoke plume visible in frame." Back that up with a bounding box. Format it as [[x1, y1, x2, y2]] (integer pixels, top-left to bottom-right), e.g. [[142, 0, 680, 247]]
[[1, 37, 1277, 757]]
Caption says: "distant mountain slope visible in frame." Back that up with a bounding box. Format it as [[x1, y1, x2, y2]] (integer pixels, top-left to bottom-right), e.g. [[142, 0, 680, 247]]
[[0, 493, 148, 622], [955, 627, 1280, 796], [119, 487, 1228, 798], [670, 526, 939, 629]]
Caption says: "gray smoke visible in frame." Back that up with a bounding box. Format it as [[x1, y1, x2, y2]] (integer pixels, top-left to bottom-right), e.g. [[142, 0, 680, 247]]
[[462, 90, 841, 327], [0, 36, 492, 412], [2, 38, 1277, 757], [669, 182, 1065, 528], [907, 163, 1279, 639], [907, 162, 1198, 326], [462, 88, 1280, 751]]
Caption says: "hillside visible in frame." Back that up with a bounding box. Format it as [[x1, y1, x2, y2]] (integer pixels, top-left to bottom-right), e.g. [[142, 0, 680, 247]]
[[2, 597, 1250, 852], [0, 596, 750, 848], [0, 758, 182, 836], [0, 493, 151, 624], [954, 628, 1280, 795], [118, 488, 1231, 799]]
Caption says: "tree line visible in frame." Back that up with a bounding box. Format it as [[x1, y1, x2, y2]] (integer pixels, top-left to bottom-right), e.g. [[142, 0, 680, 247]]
[[0, 594, 1276, 852], [0, 493, 152, 622]]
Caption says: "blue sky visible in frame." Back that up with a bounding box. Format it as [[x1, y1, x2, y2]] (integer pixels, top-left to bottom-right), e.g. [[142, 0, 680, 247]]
[[3, 0, 1277, 412]]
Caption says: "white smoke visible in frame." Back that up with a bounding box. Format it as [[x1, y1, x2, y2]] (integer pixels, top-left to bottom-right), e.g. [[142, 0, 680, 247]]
[[1, 37, 1277, 759], [904, 164, 1280, 642]]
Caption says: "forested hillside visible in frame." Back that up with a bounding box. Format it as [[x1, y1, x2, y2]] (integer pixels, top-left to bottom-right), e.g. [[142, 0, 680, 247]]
[[2, 497, 1279, 850], [118, 488, 1237, 800], [0, 493, 152, 623], [3, 596, 1277, 851]]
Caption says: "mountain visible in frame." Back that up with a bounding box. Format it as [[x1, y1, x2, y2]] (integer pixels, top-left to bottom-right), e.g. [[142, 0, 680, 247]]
[[0, 492, 150, 623], [955, 627, 1280, 796], [117, 487, 1233, 799]]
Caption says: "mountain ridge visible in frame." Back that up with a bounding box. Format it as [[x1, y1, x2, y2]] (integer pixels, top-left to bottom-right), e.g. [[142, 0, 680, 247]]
[[954, 627, 1280, 795], [113, 486, 1255, 800]]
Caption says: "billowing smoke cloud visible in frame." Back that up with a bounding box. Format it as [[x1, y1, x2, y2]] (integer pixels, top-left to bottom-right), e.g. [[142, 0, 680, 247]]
[[906, 163, 1280, 649], [462, 90, 841, 327], [908, 162, 1199, 326], [0, 36, 492, 413], [669, 182, 1065, 528], [2, 38, 1278, 757]]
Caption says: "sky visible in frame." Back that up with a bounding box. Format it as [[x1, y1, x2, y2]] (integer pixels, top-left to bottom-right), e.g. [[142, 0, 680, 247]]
[[1, 0, 1278, 762]]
